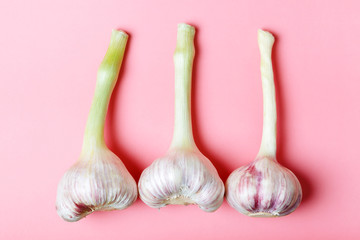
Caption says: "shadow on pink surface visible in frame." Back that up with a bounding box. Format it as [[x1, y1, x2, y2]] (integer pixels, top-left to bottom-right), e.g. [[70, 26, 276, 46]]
[[104, 33, 144, 182], [190, 25, 234, 183], [271, 31, 314, 205]]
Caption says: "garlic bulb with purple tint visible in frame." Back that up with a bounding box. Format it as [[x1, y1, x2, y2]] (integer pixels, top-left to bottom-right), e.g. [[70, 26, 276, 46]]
[[56, 30, 137, 222], [138, 24, 225, 212], [226, 30, 302, 217]]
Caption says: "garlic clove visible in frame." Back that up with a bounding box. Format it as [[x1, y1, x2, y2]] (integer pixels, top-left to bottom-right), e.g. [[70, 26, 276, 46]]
[[139, 149, 224, 212], [225, 30, 302, 217], [56, 30, 137, 222], [138, 24, 225, 212], [226, 157, 302, 217], [56, 148, 137, 222]]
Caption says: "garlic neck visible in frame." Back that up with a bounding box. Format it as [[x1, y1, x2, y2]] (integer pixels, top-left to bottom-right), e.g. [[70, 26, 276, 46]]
[[82, 30, 128, 154], [169, 24, 196, 151], [257, 30, 277, 159]]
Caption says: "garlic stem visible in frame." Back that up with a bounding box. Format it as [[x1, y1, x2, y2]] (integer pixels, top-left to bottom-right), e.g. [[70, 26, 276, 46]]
[[257, 30, 277, 158], [225, 30, 302, 217], [57, 30, 137, 222], [169, 24, 196, 151], [82, 30, 128, 153], [138, 24, 224, 212]]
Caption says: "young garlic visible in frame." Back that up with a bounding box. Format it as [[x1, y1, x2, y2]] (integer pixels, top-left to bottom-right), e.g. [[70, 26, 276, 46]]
[[56, 30, 137, 222], [138, 24, 225, 212], [226, 30, 302, 217]]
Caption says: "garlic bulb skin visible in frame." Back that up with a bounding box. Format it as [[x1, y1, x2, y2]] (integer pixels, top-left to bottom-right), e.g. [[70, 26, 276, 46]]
[[226, 156, 301, 217], [139, 149, 224, 212], [56, 30, 137, 222], [138, 24, 225, 212], [56, 148, 137, 222], [226, 30, 302, 217]]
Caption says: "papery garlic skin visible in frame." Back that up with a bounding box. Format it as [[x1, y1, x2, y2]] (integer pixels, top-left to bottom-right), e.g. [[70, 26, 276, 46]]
[[225, 30, 302, 217], [56, 148, 137, 222], [138, 24, 225, 212], [56, 30, 137, 222], [226, 157, 302, 217], [139, 149, 224, 212]]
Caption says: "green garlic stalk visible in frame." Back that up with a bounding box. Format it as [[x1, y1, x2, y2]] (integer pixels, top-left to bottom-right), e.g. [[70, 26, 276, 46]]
[[56, 30, 137, 222]]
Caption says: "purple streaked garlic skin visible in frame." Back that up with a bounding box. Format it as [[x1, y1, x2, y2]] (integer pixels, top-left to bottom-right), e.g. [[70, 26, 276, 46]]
[[226, 156, 302, 217]]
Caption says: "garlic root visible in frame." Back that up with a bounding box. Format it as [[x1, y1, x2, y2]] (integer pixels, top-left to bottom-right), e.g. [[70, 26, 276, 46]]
[[56, 30, 137, 222], [225, 30, 302, 217], [138, 24, 225, 212]]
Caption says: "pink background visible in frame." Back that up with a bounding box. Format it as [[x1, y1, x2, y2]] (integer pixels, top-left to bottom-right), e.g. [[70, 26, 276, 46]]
[[1, 0, 360, 239]]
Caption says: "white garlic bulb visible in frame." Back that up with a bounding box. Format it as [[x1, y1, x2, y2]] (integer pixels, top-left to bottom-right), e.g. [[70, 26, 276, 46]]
[[226, 30, 302, 217], [56, 30, 137, 222], [138, 24, 225, 212]]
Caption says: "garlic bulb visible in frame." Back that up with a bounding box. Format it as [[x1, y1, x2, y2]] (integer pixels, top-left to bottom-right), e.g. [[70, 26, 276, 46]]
[[226, 30, 302, 217], [56, 30, 137, 222], [138, 24, 225, 212]]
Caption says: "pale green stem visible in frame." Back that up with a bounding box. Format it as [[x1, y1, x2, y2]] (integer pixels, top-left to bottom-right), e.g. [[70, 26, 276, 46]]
[[169, 24, 196, 151], [257, 30, 277, 158], [81, 30, 128, 154]]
